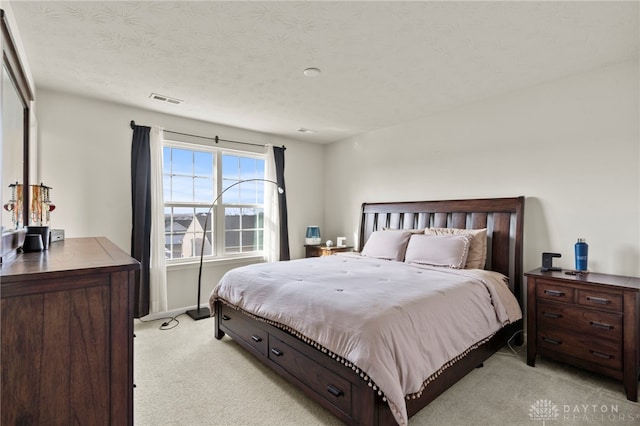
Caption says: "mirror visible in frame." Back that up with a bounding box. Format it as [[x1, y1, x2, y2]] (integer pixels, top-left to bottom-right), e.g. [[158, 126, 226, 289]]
[[1, 9, 34, 263], [2, 64, 24, 230]]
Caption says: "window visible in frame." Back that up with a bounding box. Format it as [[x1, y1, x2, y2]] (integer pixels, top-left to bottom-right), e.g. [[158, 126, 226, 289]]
[[163, 142, 266, 261]]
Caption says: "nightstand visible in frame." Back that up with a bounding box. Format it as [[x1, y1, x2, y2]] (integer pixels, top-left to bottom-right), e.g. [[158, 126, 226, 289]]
[[525, 268, 640, 402], [305, 245, 353, 258]]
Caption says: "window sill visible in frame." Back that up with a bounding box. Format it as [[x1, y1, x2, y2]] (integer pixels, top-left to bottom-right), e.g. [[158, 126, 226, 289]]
[[166, 254, 266, 272]]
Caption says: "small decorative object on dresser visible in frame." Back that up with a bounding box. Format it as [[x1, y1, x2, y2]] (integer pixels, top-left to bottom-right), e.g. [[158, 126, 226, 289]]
[[541, 252, 561, 272], [50, 228, 65, 243], [526, 268, 640, 402], [305, 244, 353, 258]]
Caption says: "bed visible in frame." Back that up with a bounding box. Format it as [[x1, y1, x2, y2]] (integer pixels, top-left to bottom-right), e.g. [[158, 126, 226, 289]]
[[210, 196, 524, 425]]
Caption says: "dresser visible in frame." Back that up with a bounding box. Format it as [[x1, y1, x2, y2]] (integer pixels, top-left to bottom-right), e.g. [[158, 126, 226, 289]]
[[526, 268, 639, 402], [1, 237, 139, 425]]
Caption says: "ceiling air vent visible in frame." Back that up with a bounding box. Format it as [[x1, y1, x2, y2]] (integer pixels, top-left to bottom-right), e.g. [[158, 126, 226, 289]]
[[149, 93, 183, 105]]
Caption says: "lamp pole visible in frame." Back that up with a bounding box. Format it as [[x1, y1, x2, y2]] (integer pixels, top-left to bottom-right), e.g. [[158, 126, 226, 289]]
[[186, 178, 282, 320]]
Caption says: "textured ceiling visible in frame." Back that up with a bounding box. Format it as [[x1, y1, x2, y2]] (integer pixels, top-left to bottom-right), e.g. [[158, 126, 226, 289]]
[[8, 1, 639, 144]]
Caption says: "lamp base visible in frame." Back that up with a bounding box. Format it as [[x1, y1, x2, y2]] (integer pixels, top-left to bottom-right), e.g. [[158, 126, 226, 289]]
[[186, 307, 211, 321]]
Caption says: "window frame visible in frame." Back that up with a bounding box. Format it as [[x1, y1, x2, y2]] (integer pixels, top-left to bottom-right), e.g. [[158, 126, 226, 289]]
[[163, 139, 267, 265]]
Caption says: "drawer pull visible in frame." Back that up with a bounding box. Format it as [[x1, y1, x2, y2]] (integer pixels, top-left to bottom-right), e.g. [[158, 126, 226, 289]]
[[586, 296, 610, 305], [589, 321, 613, 331], [590, 350, 613, 360], [222, 315, 231, 321], [251, 335, 263, 343], [544, 289, 564, 297], [270, 348, 283, 357], [542, 312, 562, 319], [542, 337, 562, 345], [327, 384, 344, 398]]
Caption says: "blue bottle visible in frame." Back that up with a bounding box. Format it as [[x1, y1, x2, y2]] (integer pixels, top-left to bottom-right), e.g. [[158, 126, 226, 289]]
[[575, 238, 588, 272]]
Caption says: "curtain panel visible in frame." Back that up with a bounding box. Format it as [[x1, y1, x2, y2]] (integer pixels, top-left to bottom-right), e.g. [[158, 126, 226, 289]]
[[130, 124, 151, 318], [273, 146, 290, 261], [264, 145, 290, 261], [130, 125, 168, 317], [149, 126, 168, 313], [264, 145, 280, 263]]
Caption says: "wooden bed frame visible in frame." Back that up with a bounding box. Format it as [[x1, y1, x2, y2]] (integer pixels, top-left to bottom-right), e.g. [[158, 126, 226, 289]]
[[214, 196, 525, 425]]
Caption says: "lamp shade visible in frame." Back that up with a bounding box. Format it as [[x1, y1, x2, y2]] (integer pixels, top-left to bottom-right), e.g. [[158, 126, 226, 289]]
[[305, 226, 321, 245]]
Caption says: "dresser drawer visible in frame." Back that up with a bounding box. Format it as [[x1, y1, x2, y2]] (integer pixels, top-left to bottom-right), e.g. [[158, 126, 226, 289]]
[[536, 280, 575, 303], [538, 330, 622, 370], [537, 302, 622, 342], [268, 336, 352, 415], [576, 289, 623, 312], [218, 305, 268, 356]]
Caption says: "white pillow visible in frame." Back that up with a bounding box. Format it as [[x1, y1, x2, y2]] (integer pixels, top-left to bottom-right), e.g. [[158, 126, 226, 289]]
[[424, 227, 487, 269], [404, 234, 471, 269], [361, 230, 412, 261]]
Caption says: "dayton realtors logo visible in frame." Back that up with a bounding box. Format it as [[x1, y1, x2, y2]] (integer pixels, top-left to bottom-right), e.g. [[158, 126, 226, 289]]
[[529, 399, 560, 425], [529, 399, 639, 423]]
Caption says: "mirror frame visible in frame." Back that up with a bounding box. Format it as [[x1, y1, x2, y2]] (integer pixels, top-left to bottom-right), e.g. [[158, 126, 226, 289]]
[[1, 9, 34, 262]]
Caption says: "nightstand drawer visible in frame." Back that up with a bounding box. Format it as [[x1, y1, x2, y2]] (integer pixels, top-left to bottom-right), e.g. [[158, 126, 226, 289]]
[[577, 289, 623, 312], [537, 302, 622, 342], [536, 280, 575, 303], [538, 330, 622, 370]]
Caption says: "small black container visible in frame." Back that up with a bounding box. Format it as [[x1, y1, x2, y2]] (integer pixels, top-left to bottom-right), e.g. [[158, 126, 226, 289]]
[[26, 226, 50, 250], [23, 234, 44, 252]]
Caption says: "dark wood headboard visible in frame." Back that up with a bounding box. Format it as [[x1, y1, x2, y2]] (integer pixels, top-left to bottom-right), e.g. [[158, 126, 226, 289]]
[[359, 197, 525, 306]]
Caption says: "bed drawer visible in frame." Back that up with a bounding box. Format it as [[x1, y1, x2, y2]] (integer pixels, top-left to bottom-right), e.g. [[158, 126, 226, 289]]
[[218, 305, 268, 356], [268, 336, 352, 416], [537, 302, 622, 342]]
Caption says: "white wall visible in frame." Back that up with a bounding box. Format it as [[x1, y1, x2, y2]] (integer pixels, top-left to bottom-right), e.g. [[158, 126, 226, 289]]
[[35, 89, 324, 312], [28, 60, 640, 315], [324, 61, 640, 277]]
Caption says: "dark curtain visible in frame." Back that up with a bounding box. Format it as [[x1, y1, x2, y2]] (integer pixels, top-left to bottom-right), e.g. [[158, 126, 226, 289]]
[[273, 146, 290, 261], [130, 125, 151, 318]]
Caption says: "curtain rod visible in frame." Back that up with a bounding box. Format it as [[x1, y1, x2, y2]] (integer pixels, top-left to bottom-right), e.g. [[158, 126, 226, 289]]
[[129, 120, 285, 150]]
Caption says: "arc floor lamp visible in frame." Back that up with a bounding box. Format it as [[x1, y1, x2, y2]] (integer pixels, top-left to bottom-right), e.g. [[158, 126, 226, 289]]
[[186, 178, 283, 320]]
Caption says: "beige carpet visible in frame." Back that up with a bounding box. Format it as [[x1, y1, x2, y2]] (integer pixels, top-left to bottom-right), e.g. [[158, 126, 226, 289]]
[[134, 316, 639, 425]]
